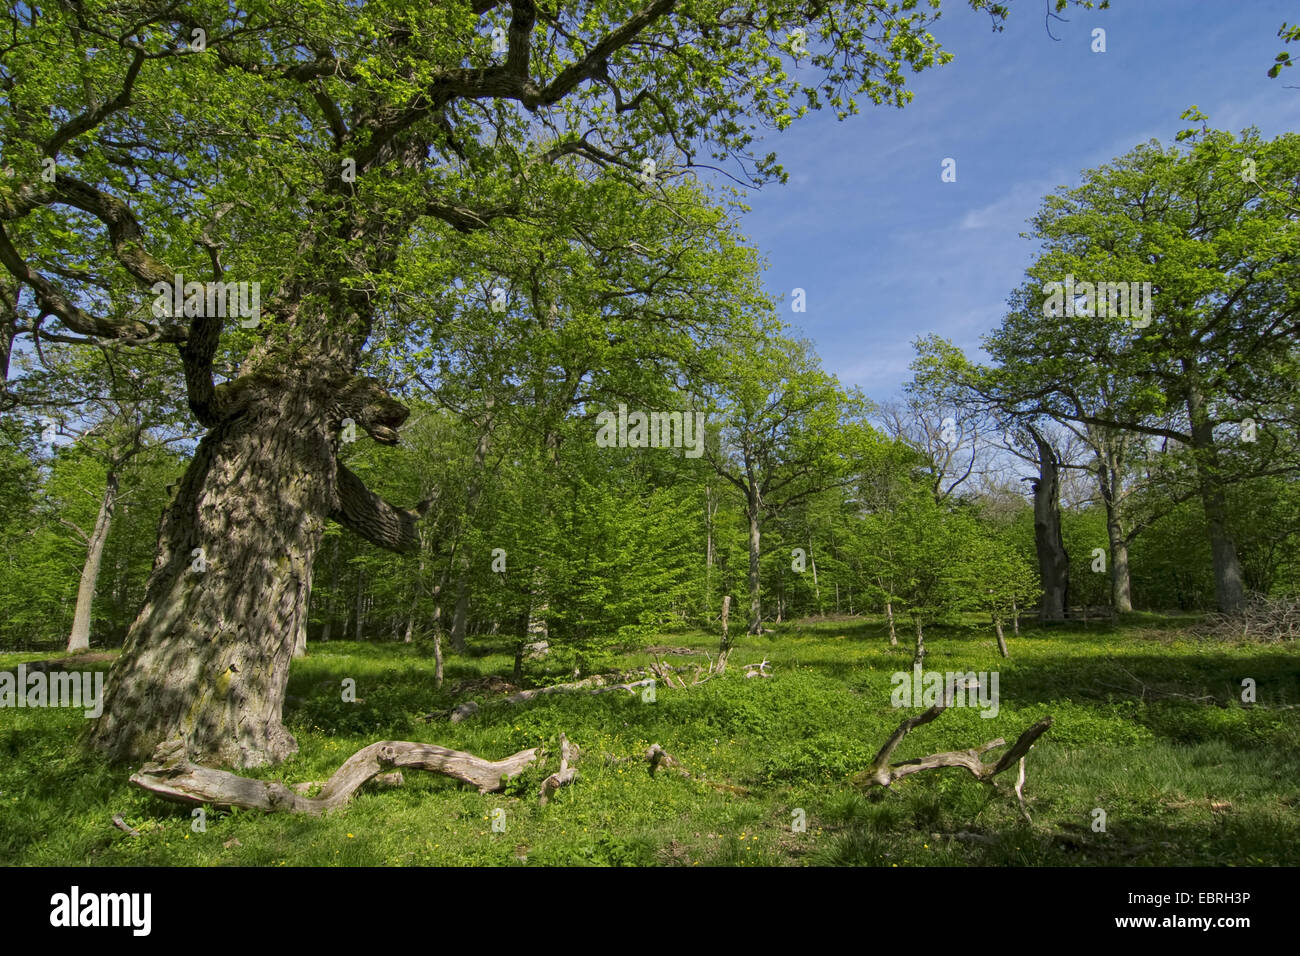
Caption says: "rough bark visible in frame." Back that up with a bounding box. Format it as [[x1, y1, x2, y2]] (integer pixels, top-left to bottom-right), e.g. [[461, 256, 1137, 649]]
[[1184, 370, 1245, 613], [1028, 426, 1069, 622], [67, 469, 119, 654], [130, 736, 538, 813], [88, 367, 428, 768]]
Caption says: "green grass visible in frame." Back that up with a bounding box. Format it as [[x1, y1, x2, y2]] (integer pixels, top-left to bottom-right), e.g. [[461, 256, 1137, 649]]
[[2, 616, 1298, 866]]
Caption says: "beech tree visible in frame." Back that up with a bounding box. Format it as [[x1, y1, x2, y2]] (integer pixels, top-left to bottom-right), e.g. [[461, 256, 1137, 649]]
[[704, 334, 877, 660], [44, 347, 191, 653], [0, 0, 1099, 767]]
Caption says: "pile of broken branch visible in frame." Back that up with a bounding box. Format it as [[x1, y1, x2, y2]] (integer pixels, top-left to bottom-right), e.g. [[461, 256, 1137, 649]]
[[1189, 593, 1300, 644]]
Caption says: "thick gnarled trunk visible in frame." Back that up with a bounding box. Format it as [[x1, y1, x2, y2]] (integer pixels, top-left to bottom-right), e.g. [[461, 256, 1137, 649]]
[[88, 356, 427, 769], [1183, 369, 1245, 613], [88, 382, 336, 768]]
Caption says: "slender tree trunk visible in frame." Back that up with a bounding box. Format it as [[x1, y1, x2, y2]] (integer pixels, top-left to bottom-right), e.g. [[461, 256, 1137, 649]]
[[1029, 427, 1069, 622], [293, 608, 308, 658], [0, 278, 19, 387], [716, 594, 732, 674], [320, 537, 338, 643], [431, 572, 448, 690], [885, 599, 897, 646], [67, 469, 119, 653], [746, 486, 762, 635], [912, 619, 925, 669], [449, 402, 496, 652], [354, 568, 367, 641], [1011, 596, 1021, 636], [511, 609, 531, 685], [449, 572, 471, 651], [705, 485, 715, 601], [994, 614, 1008, 658], [809, 548, 820, 609]]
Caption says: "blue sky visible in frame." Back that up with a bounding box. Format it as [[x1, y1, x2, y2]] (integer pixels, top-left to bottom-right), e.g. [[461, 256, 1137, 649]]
[[728, 0, 1300, 401]]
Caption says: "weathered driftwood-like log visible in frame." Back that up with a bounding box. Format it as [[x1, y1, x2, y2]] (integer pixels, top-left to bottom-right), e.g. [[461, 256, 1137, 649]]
[[130, 736, 538, 814], [743, 659, 771, 678], [111, 813, 140, 836], [854, 677, 1052, 806], [538, 733, 579, 806], [293, 771, 403, 794]]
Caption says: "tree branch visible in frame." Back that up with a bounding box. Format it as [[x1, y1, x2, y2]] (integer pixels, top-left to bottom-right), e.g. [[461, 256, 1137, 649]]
[[130, 736, 538, 813], [331, 461, 432, 554]]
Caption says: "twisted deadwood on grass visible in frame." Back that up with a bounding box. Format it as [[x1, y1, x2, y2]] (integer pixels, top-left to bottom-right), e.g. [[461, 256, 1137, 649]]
[[130, 736, 539, 814], [538, 733, 579, 805], [853, 676, 1052, 820]]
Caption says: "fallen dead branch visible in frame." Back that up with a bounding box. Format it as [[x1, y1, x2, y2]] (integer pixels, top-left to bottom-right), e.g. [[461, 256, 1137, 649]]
[[932, 830, 998, 846], [130, 736, 540, 813], [503, 675, 655, 704], [853, 676, 1052, 820], [743, 659, 771, 678], [111, 813, 139, 837], [538, 733, 579, 805]]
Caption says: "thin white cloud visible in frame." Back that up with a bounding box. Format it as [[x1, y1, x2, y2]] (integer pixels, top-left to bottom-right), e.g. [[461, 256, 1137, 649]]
[[958, 178, 1057, 231]]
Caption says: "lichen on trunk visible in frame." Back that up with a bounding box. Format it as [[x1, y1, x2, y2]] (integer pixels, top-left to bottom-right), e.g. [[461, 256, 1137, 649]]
[[87, 379, 335, 767]]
